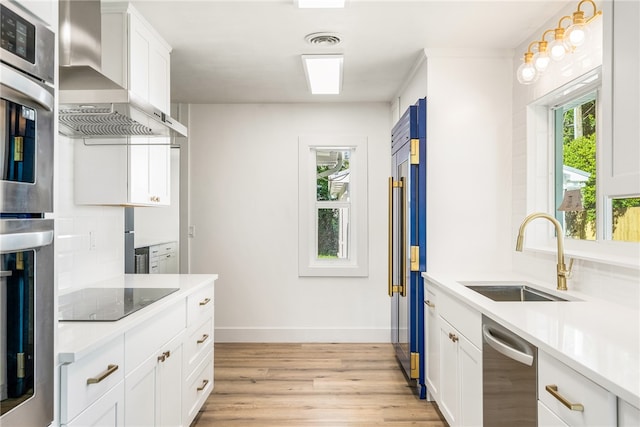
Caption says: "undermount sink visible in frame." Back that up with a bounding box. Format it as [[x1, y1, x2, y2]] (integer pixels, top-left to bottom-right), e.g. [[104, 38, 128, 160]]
[[464, 284, 570, 302]]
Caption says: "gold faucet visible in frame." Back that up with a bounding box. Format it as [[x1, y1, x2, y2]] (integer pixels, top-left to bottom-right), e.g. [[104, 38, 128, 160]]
[[515, 212, 573, 291]]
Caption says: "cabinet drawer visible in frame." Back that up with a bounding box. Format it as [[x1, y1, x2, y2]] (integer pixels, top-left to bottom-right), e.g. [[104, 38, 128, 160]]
[[183, 350, 214, 427], [619, 399, 640, 426], [187, 285, 214, 327], [184, 317, 213, 375], [538, 400, 569, 427], [538, 351, 616, 426], [60, 336, 125, 423], [438, 290, 481, 348], [125, 300, 186, 373], [63, 380, 125, 427]]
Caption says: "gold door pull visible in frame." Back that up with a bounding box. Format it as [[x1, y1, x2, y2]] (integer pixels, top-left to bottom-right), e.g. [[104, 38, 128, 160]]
[[197, 334, 209, 344], [87, 364, 119, 384], [199, 298, 211, 306], [545, 385, 584, 411], [197, 379, 210, 391]]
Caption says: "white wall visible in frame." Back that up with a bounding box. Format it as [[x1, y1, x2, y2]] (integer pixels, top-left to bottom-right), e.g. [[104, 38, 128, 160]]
[[395, 49, 514, 275], [55, 136, 124, 292], [511, 3, 640, 309], [188, 103, 392, 342]]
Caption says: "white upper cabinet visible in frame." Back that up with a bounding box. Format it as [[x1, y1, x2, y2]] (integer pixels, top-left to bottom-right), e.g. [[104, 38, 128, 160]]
[[602, 0, 640, 197], [102, 3, 172, 112]]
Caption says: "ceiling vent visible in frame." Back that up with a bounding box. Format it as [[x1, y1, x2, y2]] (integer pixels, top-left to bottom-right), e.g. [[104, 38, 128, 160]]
[[305, 32, 342, 46]]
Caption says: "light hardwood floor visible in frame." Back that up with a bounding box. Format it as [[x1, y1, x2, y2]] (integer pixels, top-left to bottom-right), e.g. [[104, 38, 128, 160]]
[[193, 343, 447, 426]]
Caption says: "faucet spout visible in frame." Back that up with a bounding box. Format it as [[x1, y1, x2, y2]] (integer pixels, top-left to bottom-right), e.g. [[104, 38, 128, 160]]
[[515, 212, 571, 291]]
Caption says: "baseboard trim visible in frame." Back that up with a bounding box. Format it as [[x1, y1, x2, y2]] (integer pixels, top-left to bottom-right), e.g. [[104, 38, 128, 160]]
[[215, 327, 390, 343]]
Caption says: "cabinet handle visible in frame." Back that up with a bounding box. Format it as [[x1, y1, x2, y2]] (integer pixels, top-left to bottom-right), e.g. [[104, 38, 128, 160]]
[[87, 364, 119, 384], [448, 333, 458, 343], [197, 379, 209, 392], [199, 298, 211, 306], [425, 300, 435, 308], [545, 385, 584, 412], [158, 350, 171, 362], [197, 334, 209, 344]]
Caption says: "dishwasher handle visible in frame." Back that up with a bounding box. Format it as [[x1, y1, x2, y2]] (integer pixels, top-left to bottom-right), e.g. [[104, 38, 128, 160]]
[[482, 324, 534, 366]]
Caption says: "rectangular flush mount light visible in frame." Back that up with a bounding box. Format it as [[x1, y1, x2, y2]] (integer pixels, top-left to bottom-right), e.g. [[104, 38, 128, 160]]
[[301, 54, 343, 95], [297, 0, 345, 8]]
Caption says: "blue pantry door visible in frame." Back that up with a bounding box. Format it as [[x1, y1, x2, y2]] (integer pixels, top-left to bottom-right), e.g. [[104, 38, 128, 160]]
[[389, 98, 427, 398]]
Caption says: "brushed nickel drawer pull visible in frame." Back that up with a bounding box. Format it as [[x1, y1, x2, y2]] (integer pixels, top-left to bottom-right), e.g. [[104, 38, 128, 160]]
[[87, 364, 118, 384], [197, 379, 209, 391], [425, 300, 435, 308], [545, 384, 584, 411], [197, 334, 209, 344], [199, 298, 211, 306]]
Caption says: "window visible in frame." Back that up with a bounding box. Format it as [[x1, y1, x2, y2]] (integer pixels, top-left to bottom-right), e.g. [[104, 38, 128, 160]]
[[298, 136, 368, 276], [554, 86, 640, 243]]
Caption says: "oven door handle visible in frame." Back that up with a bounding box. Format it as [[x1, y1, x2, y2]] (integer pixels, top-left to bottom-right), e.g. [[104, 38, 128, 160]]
[[1, 63, 54, 112], [0, 230, 54, 253]]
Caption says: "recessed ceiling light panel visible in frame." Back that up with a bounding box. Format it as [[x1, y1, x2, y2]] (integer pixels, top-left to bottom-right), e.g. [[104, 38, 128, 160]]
[[301, 54, 343, 95], [296, 0, 345, 8]]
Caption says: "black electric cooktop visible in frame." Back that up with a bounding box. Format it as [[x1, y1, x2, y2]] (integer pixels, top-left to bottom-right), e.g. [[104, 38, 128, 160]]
[[59, 287, 179, 321]]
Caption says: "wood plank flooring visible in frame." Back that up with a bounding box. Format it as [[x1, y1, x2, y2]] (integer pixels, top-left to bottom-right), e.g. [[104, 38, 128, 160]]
[[192, 343, 447, 426]]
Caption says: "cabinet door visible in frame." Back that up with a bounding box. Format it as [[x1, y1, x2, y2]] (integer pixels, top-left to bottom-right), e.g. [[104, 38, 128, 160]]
[[458, 335, 482, 427], [148, 142, 171, 205], [618, 399, 640, 426], [424, 290, 439, 402], [148, 44, 170, 112], [157, 340, 183, 426], [129, 13, 151, 104], [128, 142, 171, 206], [65, 382, 125, 427], [438, 317, 458, 426], [125, 357, 157, 426]]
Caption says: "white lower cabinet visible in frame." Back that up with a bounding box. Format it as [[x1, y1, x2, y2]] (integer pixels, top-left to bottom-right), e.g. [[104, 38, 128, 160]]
[[618, 399, 640, 426], [424, 279, 482, 427], [538, 400, 569, 427], [125, 333, 183, 426], [60, 337, 125, 424], [538, 351, 617, 426], [65, 382, 125, 427], [60, 281, 215, 427], [424, 289, 439, 402]]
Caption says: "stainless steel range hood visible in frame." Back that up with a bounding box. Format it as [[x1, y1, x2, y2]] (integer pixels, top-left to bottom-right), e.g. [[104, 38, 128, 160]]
[[58, 0, 187, 139]]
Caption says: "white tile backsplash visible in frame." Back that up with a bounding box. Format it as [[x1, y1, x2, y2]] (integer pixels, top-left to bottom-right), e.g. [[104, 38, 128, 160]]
[[55, 135, 124, 291]]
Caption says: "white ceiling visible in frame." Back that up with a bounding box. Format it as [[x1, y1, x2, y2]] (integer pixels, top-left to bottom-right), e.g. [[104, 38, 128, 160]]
[[130, 0, 572, 104]]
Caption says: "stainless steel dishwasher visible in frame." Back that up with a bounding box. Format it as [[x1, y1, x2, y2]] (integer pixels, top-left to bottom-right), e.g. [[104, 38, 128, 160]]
[[482, 315, 537, 426]]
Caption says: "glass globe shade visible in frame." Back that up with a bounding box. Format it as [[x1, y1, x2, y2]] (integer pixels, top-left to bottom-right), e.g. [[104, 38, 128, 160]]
[[566, 23, 588, 48], [549, 39, 568, 61], [533, 51, 551, 72], [517, 62, 538, 84]]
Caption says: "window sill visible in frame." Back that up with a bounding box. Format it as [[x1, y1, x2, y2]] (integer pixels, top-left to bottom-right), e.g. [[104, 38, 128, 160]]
[[523, 242, 640, 270]]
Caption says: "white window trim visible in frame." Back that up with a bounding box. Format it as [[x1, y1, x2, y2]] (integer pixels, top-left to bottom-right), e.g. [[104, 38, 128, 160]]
[[523, 69, 640, 269], [298, 135, 368, 277]]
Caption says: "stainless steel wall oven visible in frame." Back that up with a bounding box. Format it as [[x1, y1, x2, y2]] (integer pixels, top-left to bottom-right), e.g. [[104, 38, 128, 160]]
[[0, 1, 54, 214], [1, 3, 55, 426]]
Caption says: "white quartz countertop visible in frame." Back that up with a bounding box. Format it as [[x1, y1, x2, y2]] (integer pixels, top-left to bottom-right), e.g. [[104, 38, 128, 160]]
[[423, 271, 640, 408], [58, 274, 217, 364]]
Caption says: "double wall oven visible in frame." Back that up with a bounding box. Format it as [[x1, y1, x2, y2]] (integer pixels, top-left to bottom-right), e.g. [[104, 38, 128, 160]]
[[1, 3, 55, 426]]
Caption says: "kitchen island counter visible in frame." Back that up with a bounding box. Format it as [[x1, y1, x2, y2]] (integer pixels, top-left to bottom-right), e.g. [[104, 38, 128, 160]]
[[58, 273, 217, 363]]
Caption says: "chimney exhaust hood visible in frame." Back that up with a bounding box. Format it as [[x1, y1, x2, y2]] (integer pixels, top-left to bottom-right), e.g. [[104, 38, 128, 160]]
[[58, 0, 187, 139]]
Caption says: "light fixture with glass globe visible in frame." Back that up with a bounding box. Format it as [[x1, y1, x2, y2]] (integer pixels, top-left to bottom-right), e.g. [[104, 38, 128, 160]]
[[549, 15, 573, 61], [516, 0, 602, 85], [533, 30, 556, 72], [517, 42, 540, 85], [565, 0, 602, 49]]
